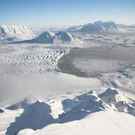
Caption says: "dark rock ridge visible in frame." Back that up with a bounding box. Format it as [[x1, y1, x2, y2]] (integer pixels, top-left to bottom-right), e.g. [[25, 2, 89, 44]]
[[99, 88, 135, 115], [5, 88, 135, 135]]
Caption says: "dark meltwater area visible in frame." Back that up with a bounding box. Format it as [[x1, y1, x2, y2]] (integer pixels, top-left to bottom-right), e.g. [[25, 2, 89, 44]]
[[58, 46, 135, 77]]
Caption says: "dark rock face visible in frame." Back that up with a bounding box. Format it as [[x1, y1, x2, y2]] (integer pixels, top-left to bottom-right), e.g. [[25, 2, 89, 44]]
[[58, 91, 106, 122], [0, 27, 6, 35], [0, 108, 4, 113], [6, 101, 55, 135], [99, 88, 119, 104], [0, 27, 6, 40], [99, 88, 135, 116]]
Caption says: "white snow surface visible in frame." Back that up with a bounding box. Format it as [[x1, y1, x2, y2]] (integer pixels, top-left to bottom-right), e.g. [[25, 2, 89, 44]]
[[18, 111, 135, 135]]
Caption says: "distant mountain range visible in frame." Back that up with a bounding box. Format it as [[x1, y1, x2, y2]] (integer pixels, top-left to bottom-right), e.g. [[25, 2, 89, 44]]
[[68, 21, 119, 33], [0, 24, 74, 44], [0, 21, 134, 44], [11, 31, 74, 44]]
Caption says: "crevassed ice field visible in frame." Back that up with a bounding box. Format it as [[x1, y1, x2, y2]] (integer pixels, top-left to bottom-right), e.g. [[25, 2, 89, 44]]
[[0, 22, 135, 135]]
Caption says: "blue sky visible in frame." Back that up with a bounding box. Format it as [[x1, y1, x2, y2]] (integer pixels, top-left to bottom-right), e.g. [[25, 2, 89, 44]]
[[0, 0, 135, 26]]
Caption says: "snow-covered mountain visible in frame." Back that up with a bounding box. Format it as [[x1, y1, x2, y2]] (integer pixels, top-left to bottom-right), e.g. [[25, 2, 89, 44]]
[[53, 31, 73, 43], [14, 31, 74, 44], [0, 24, 34, 42], [1, 21, 134, 45], [68, 21, 119, 33], [29, 31, 54, 44], [0, 24, 74, 44]]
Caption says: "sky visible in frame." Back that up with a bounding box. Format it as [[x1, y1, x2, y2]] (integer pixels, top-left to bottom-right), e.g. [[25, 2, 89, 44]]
[[0, 0, 135, 26]]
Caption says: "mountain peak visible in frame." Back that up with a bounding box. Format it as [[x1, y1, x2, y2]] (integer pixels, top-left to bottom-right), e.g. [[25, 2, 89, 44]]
[[0, 24, 34, 41]]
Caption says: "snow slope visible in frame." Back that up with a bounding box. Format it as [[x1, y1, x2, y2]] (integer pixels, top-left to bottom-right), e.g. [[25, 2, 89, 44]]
[[19, 111, 135, 135], [0, 45, 103, 107], [0, 109, 23, 135]]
